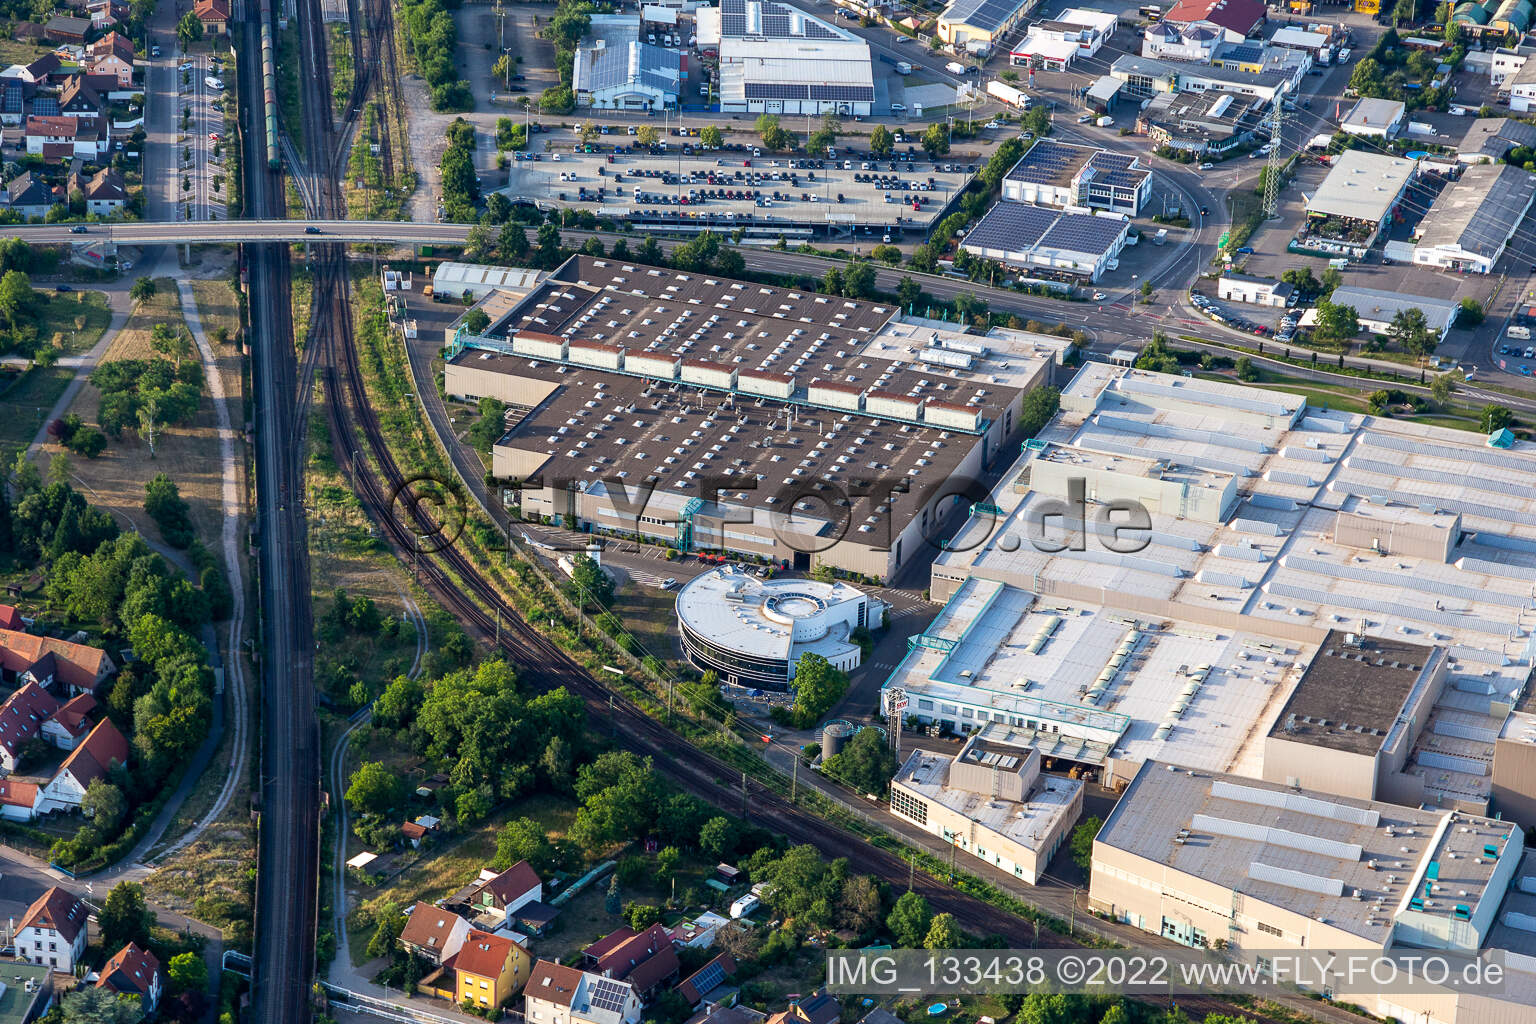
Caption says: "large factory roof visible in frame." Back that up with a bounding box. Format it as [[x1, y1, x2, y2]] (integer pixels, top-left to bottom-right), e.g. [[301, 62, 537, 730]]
[[1305, 150, 1417, 223], [928, 363, 1536, 805], [1098, 760, 1519, 944]]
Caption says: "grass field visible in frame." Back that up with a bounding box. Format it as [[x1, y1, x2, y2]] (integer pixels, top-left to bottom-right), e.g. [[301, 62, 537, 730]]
[[50, 277, 235, 553], [0, 38, 46, 67], [1208, 369, 1492, 433], [0, 365, 72, 465], [36, 290, 113, 356]]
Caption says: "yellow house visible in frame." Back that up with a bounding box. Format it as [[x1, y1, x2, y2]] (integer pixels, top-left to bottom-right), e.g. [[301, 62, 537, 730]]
[[449, 929, 531, 1009]]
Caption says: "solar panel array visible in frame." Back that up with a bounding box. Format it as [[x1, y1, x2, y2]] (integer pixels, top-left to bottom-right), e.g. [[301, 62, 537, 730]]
[[963, 202, 1058, 252], [803, 20, 841, 37], [1005, 140, 1091, 187], [1039, 213, 1129, 256], [745, 82, 810, 99], [810, 83, 874, 101], [588, 979, 630, 1014], [942, 0, 1027, 33], [762, 11, 791, 34], [690, 961, 727, 995], [722, 0, 748, 35]]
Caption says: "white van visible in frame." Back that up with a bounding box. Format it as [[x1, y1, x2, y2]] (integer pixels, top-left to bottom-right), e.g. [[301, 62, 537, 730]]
[[205, 76, 224, 89], [1508, 325, 1532, 340]]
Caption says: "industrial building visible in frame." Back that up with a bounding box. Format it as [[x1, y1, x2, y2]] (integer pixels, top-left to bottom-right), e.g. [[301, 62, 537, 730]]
[[889, 724, 1083, 884], [1217, 272, 1293, 307], [960, 201, 1131, 282], [1141, 21, 1224, 62], [432, 263, 543, 304], [1138, 89, 1267, 156], [918, 362, 1536, 812], [1507, 56, 1536, 111], [1000, 140, 1154, 215], [1327, 285, 1461, 341], [1412, 162, 1536, 275], [1456, 115, 1536, 163], [698, 0, 874, 116], [572, 15, 684, 111], [674, 567, 879, 689], [1009, 8, 1117, 69], [441, 257, 1060, 581], [1339, 96, 1405, 138], [1111, 53, 1294, 102], [1092, 760, 1522, 955], [1302, 150, 1416, 255], [937, 0, 1039, 52], [1267, 24, 1330, 59]]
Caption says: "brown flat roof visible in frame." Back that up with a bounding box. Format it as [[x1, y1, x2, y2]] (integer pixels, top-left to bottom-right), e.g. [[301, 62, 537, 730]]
[[1267, 630, 1435, 755]]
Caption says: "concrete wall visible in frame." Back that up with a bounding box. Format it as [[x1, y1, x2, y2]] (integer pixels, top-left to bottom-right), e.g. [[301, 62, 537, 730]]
[[1261, 736, 1380, 800], [1492, 735, 1536, 826], [1334, 508, 1459, 562], [891, 776, 1080, 884]]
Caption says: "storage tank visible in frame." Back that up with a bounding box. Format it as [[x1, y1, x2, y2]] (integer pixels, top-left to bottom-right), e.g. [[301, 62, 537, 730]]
[[822, 720, 855, 758]]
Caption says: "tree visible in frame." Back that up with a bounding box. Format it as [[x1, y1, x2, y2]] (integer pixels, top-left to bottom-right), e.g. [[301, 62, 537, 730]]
[[1313, 300, 1359, 343], [144, 473, 194, 548], [536, 222, 564, 269], [149, 324, 193, 368], [1386, 306, 1434, 358], [130, 276, 157, 305], [869, 124, 894, 157], [176, 9, 204, 47], [871, 244, 902, 265], [1458, 296, 1485, 326], [494, 816, 555, 871], [60, 988, 142, 1024], [365, 901, 405, 960], [465, 222, 496, 261], [1480, 404, 1513, 433], [823, 727, 895, 795], [843, 260, 876, 300], [897, 276, 921, 310], [1018, 385, 1060, 438], [492, 53, 513, 89], [1235, 356, 1258, 382], [1431, 371, 1456, 405], [540, 86, 576, 114], [924, 912, 962, 950], [499, 221, 530, 261], [980, 137, 1025, 190], [167, 951, 208, 995], [82, 778, 127, 832], [838, 874, 883, 933], [636, 125, 660, 148], [99, 882, 155, 952], [568, 553, 613, 609], [463, 308, 491, 334], [578, 121, 599, 146], [1281, 267, 1319, 295], [1070, 816, 1102, 872], [0, 269, 37, 327], [785, 652, 849, 728], [921, 123, 950, 157], [699, 816, 737, 860], [347, 761, 407, 817], [700, 125, 723, 149], [887, 890, 932, 947]]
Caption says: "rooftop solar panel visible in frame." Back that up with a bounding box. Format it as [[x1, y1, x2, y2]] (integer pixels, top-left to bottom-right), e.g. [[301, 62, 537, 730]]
[[809, 83, 874, 100], [690, 962, 727, 994], [744, 82, 810, 99], [942, 0, 1028, 33], [1039, 213, 1128, 254], [589, 979, 630, 1014], [963, 202, 1059, 252]]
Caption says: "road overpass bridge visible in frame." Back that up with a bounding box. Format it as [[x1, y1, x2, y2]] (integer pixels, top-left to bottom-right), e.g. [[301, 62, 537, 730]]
[[7, 219, 474, 246]]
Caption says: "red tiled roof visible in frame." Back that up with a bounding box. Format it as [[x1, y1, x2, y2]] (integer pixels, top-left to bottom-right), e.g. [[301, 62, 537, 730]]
[[193, 0, 230, 18], [0, 629, 112, 691], [97, 942, 160, 997], [58, 717, 129, 787], [0, 778, 40, 809], [526, 960, 583, 1008], [90, 31, 133, 62], [0, 605, 22, 630], [19, 886, 87, 943], [25, 114, 79, 137], [399, 902, 466, 952], [50, 694, 97, 737], [477, 860, 540, 907], [1164, 0, 1265, 35], [0, 681, 61, 757], [448, 929, 516, 980], [582, 927, 636, 963], [596, 922, 679, 992]]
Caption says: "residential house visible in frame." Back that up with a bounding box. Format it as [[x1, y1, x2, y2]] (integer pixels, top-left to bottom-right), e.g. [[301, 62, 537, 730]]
[[0, 83, 26, 126], [580, 928, 636, 968], [193, 0, 230, 34], [44, 15, 92, 43], [766, 994, 841, 1024], [19, 54, 64, 85], [58, 76, 105, 118], [17, 886, 90, 972], [465, 860, 543, 924], [42, 693, 98, 749], [677, 954, 735, 1006], [19, 652, 60, 690], [97, 942, 163, 1015], [86, 33, 135, 87], [446, 929, 531, 1009], [0, 778, 42, 820], [37, 718, 129, 814], [86, 0, 131, 28], [77, 167, 126, 215], [524, 960, 642, 1024], [0, 630, 117, 695], [0, 682, 61, 772], [593, 923, 680, 1001], [1162, 0, 1265, 42], [0, 606, 23, 630], [686, 1008, 765, 1024], [399, 902, 472, 966]]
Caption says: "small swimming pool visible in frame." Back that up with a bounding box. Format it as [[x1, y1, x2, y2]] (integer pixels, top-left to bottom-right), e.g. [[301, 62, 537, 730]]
[[927, 1005, 948, 1016]]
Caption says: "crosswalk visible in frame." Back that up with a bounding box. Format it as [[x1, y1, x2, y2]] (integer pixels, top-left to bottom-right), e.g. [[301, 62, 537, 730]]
[[628, 569, 677, 590]]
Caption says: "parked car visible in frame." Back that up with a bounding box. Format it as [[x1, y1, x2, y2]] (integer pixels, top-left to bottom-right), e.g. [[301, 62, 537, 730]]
[[68, 224, 88, 234]]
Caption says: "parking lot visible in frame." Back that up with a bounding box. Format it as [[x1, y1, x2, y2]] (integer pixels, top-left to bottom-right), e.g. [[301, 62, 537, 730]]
[[501, 127, 977, 233], [176, 52, 230, 222]]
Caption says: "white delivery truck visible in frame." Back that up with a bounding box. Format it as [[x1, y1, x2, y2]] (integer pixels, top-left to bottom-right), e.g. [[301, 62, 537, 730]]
[[1328, 257, 1349, 270], [945, 60, 965, 74], [895, 61, 912, 75], [1509, 325, 1532, 340], [986, 79, 1028, 109], [1096, 116, 1114, 127], [1154, 228, 1168, 245]]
